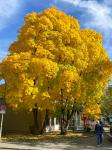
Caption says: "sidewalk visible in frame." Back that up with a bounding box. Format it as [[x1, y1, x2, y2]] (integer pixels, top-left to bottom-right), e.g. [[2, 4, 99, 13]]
[[1, 133, 112, 150]]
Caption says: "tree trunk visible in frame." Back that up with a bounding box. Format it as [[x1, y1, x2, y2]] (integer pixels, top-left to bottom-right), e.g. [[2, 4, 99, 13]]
[[60, 108, 75, 135], [40, 109, 49, 134], [60, 108, 67, 135], [30, 108, 40, 134], [33, 108, 39, 129]]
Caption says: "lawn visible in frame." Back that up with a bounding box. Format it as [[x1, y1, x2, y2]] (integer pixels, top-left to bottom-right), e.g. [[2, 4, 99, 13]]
[[1, 131, 95, 143]]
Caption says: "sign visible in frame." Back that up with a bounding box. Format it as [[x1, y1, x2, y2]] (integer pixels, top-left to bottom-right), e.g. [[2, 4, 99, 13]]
[[0, 105, 6, 114], [0, 110, 6, 114], [0, 98, 6, 139], [0, 113, 4, 139]]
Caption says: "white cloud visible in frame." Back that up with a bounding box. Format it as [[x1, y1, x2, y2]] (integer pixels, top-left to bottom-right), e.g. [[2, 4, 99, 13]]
[[61, 0, 112, 30], [0, 0, 22, 30], [62, 0, 81, 6]]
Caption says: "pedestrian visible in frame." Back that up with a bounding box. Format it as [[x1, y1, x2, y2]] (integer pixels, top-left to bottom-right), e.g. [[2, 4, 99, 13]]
[[95, 120, 104, 147]]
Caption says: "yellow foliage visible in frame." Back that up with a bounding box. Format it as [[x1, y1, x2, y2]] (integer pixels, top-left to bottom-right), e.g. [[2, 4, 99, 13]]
[[0, 7, 112, 112], [0, 84, 5, 97], [30, 58, 59, 79], [83, 103, 101, 119], [58, 69, 79, 93]]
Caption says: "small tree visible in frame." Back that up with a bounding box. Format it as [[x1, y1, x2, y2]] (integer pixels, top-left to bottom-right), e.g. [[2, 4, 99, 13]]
[[101, 85, 112, 115]]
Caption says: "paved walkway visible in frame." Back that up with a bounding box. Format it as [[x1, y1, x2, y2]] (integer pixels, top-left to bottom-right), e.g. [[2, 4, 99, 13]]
[[0, 133, 112, 150], [0, 127, 112, 150]]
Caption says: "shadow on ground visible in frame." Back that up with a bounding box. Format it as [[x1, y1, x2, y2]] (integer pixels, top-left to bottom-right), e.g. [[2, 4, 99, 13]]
[[1, 132, 112, 150]]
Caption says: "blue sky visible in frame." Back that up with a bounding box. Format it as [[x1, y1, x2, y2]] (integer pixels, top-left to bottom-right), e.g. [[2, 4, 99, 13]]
[[0, 0, 112, 61]]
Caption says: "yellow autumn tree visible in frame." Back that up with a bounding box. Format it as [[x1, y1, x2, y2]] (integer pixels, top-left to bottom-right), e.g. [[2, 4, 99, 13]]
[[0, 7, 112, 134]]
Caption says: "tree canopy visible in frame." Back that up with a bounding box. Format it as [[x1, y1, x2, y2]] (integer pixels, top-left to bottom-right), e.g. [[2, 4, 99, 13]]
[[0, 7, 112, 119]]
